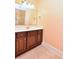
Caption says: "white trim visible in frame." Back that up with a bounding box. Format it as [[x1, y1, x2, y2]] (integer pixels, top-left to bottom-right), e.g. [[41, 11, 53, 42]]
[[42, 42, 63, 58]]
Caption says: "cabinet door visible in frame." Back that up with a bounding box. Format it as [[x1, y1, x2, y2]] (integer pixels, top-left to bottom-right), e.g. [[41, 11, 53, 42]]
[[37, 30, 43, 43], [27, 31, 37, 49], [15, 32, 26, 56]]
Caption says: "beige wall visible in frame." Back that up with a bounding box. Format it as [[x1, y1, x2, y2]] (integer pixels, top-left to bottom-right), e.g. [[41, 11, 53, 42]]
[[37, 0, 63, 51]]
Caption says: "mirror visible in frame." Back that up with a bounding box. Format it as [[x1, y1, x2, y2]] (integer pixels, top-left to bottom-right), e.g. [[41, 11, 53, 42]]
[[15, 0, 37, 25]]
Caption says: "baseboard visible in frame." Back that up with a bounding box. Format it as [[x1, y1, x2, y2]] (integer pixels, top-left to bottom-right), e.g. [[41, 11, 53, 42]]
[[42, 42, 63, 58]]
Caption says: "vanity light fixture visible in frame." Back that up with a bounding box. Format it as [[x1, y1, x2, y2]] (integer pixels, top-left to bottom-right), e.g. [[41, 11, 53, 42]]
[[15, 1, 35, 10]]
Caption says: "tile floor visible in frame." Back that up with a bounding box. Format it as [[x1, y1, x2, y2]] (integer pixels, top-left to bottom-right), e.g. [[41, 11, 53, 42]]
[[16, 45, 61, 59]]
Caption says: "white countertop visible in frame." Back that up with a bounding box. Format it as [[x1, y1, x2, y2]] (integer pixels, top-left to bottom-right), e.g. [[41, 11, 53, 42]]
[[15, 25, 43, 32]]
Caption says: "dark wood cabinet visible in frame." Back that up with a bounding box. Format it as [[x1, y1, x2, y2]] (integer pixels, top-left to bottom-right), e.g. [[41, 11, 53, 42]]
[[15, 29, 43, 57], [15, 32, 27, 56], [27, 31, 38, 49], [37, 30, 42, 43]]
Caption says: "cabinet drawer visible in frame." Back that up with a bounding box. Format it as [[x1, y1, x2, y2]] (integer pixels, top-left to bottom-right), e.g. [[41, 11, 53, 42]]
[[16, 32, 26, 38]]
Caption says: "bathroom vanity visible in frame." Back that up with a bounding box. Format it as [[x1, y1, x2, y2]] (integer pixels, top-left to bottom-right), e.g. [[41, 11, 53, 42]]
[[15, 25, 43, 57]]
